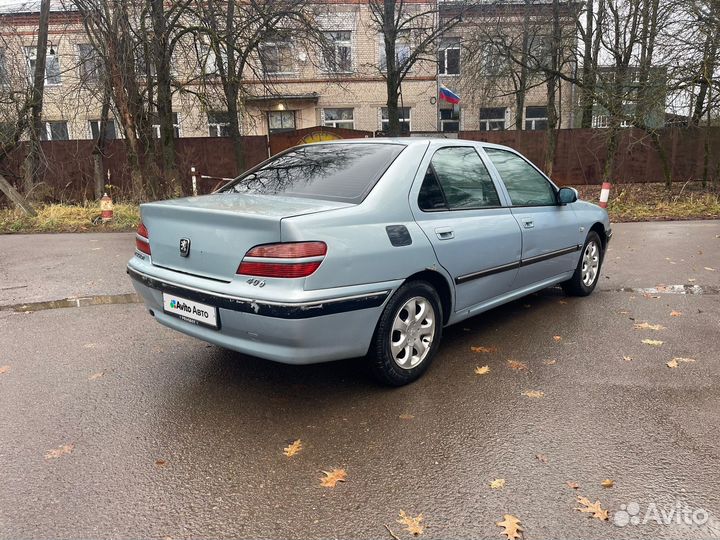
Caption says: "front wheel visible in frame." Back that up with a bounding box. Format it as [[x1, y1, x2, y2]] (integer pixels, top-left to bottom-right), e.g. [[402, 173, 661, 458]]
[[562, 231, 603, 296], [369, 281, 443, 386]]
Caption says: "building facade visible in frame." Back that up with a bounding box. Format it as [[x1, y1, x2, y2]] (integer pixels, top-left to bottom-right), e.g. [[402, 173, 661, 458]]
[[0, 1, 578, 142]]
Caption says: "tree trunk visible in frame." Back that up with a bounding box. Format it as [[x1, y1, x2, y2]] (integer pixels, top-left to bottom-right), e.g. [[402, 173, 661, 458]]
[[0, 174, 36, 216], [23, 0, 51, 197], [579, 0, 595, 128], [691, 32, 719, 125], [382, 0, 401, 136], [93, 84, 112, 199]]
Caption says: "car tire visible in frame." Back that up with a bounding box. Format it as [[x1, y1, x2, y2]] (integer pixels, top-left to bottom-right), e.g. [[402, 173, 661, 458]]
[[369, 280, 443, 386], [562, 231, 603, 297]]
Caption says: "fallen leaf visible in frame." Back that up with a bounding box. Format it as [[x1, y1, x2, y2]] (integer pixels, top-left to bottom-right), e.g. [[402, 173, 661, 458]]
[[688, 278, 696, 282], [673, 357, 696, 363], [623, 355, 633, 361], [566, 481, 580, 490], [155, 459, 167, 467], [535, 453, 548, 464], [507, 359, 528, 371], [0, 365, 10, 374], [575, 496, 609, 521], [471, 346, 497, 354], [618, 310, 630, 315], [553, 335, 562, 342], [45, 443, 74, 460], [666, 359, 679, 368], [670, 310, 682, 317], [496, 514, 523, 540], [474, 365, 490, 376], [641, 339, 663, 346], [399, 413, 415, 420], [543, 359, 557, 366], [490, 478, 506, 490], [706, 267, 716, 272], [283, 439, 303, 458], [558, 300, 568, 305], [601, 479, 614, 488], [87, 372, 104, 380], [320, 468, 347, 488], [634, 322, 665, 331], [521, 390, 545, 399], [397, 510, 424, 536]]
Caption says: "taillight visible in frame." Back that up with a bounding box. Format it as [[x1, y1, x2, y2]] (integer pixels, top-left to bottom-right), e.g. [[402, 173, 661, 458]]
[[237, 241, 326, 278], [136, 221, 151, 255]]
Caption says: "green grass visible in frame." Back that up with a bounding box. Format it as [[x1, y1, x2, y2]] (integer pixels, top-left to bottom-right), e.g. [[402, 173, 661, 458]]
[[0, 203, 140, 233]]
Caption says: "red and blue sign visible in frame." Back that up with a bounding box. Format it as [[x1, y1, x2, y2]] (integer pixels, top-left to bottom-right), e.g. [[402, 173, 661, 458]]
[[439, 84, 460, 104]]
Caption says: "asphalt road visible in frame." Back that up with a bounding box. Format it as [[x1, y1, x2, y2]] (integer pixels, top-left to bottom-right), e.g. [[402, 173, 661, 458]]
[[1, 221, 719, 539]]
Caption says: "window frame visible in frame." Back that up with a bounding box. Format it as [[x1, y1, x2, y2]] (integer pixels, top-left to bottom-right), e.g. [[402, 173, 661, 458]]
[[439, 107, 460, 133], [259, 40, 295, 76], [438, 38, 460, 76], [322, 107, 354, 129], [380, 106, 411, 134], [41, 120, 69, 141], [321, 31, 352, 74], [207, 111, 232, 137], [152, 112, 180, 139], [267, 110, 296, 134], [77, 43, 101, 84], [378, 32, 411, 73], [481, 145, 560, 208], [417, 146, 505, 213], [524, 106, 548, 131], [25, 46, 62, 86], [479, 107, 506, 131], [88, 118, 116, 140]]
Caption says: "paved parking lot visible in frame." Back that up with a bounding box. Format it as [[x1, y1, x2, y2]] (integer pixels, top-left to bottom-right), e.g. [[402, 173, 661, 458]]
[[1, 221, 719, 539]]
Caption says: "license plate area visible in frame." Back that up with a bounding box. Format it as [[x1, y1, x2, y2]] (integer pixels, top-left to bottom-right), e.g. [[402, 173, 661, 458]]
[[162, 292, 219, 329]]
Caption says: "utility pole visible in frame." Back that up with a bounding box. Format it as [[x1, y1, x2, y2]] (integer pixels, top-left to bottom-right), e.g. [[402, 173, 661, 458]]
[[23, 0, 51, 196]]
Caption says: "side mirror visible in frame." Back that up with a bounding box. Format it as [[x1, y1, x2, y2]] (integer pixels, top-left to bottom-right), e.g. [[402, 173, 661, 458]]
[[558, 187, 578, 205]]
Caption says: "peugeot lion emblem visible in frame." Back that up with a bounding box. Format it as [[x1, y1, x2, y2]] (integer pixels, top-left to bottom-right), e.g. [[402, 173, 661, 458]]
[[179, 238, 191, 257]]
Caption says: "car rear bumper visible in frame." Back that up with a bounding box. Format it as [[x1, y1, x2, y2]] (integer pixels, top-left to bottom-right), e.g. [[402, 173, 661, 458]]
[[127, 264, 394, 364]]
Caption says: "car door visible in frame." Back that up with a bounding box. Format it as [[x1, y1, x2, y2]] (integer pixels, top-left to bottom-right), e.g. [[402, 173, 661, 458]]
[[411, 145, 522, 312], [482, 146, 582, 290]]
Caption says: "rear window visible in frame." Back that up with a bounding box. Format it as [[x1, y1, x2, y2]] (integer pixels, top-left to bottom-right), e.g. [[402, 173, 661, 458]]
[[222, 143, 405, 203]]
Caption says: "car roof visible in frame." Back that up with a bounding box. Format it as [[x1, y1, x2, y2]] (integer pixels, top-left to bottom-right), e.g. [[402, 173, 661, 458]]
[[302, 137, 516, 152]]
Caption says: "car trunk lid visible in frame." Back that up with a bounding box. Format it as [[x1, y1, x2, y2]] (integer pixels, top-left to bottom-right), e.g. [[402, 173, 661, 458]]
[[140, 193, 351, 281]]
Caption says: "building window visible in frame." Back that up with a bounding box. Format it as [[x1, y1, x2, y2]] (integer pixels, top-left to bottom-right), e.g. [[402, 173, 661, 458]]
[[260, 39, 294, 75], [208, 111, 232, 137], [525, 106, 548, 130], [379, 33, 411, 72], [152, 112, 180, 138], [438, 38, 460, 75], [480, 107, 506, 131], [198, 43, 226, 76], [440, 107, 460, 132], [89, 119, 116, 140], [481, 46, 507, 77], [322, 31, 352, 73], [380, 107, 411, 134], [78, 44, 101, 83], [26, 46, 61, 85], [267, 110, 296, 133], [322, 108, 354, 129], [40, 121, 69, 141]]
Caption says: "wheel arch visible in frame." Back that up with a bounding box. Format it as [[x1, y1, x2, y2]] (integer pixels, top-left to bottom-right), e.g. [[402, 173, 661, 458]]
[[404, 269, 453, 325], [589, 222, 607, 251]]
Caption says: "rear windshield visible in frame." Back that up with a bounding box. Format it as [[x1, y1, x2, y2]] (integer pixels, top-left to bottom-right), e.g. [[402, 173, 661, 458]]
[[221, 143, 404, 204]]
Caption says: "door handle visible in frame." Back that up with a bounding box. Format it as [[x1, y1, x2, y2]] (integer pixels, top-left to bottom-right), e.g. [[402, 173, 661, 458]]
[[522, 219, 534, 229], [435, 227, 454, 240]]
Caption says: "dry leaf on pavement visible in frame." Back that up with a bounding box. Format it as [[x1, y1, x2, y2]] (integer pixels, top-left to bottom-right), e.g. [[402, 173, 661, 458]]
[[45, 443, 74, 460], [641, 339, 663, 346], [535, 453, 549, 463], [283, 439, 303, 457], [674, 357, 696, 363], [553, 335, 562, 342], [601, 479, 614, 488], [399, 413, 415, 420], [667, 359, 679, 368], [558, 300, 568, 305], [507, 359, 528, 372], [634, 322, 665, 331], [0, 365, 10, 374], [622, 356, 633, 362], [575, 496, 609, 521], [88, 372, 104, 380], [320, 468, 347, 487], [543, 359, 558, 365], [475, 365, 490, 376], [667, 357, 695, 369], [704, 267, 716, 271], [496, 514, 523, 540], [688, 278, 697, 282], [566, 481, 580, 490], [521, 390, 545, 399], [155, 459, 167, 467], [397, 510, 424, 536], [471, 346, 497, 354], [670, 310, 682, 317], [490, 478, 506, 490]]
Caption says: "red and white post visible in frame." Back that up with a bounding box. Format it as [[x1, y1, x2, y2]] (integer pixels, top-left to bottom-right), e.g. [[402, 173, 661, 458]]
[[599, 182, 612, 209]]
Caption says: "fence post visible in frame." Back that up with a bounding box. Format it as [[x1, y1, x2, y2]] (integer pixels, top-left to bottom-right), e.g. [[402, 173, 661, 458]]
[[191, 166, 197, 196]]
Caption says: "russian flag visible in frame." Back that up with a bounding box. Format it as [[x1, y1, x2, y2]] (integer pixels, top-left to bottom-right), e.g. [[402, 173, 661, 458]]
[[439, 84, 460, 104]]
